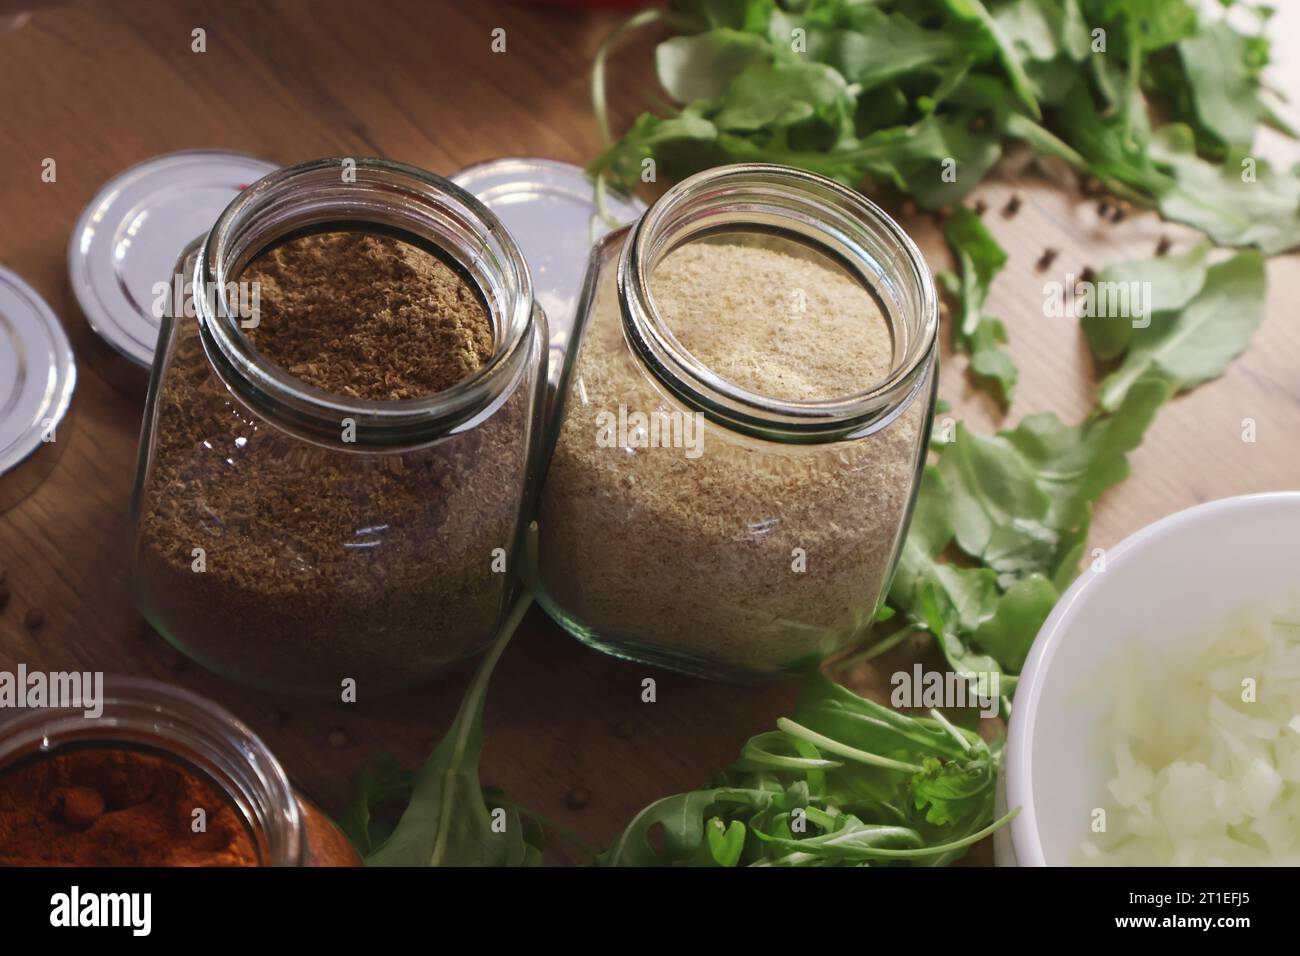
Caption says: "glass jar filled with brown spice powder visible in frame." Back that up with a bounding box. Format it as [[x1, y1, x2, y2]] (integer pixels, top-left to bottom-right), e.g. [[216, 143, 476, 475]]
[[0, 677, 358, 866], [536, 164, 938, 681], [130, 158, 546, 696]]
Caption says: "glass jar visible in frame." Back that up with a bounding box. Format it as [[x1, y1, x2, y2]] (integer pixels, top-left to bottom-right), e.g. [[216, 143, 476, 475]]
[[129, 158, 546, 696], [0, 676, 359, 866], [535, 164, 938, 681]]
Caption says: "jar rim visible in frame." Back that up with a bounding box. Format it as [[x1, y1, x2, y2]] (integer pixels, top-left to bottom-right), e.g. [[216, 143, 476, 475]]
[[618, 163, 939, 442], [196, 157, 537, 448], [0, 675, 302, 866]]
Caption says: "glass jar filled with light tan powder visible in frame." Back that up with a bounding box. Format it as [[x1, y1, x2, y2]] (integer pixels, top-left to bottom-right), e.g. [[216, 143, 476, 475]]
[[536, 164, 938, 681], [129, 158, 547, 696]]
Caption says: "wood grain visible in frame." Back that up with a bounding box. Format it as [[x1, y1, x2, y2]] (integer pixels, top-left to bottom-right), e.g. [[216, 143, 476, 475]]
[[0, 0, 1297, 866]]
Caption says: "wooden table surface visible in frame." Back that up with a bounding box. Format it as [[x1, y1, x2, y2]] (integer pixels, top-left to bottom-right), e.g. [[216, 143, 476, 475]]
[[1, 0, 1298, 866]]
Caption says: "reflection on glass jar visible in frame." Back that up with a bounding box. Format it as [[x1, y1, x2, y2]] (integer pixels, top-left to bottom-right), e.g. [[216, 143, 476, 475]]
[[536, 164, 938, 681], [129, 159, 547, 696]]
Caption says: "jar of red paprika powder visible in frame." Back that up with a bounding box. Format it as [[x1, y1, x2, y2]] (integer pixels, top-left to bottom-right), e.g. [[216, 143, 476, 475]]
[[0, 676, 358, 866]]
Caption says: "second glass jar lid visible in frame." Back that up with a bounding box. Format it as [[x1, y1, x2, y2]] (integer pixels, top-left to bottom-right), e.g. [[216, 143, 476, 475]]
[[450, 157, 644, 402], [68, 149, 279, 372]]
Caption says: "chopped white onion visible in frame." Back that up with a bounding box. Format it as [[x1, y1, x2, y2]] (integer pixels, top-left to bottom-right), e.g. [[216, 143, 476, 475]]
[[1082, 612, 1300, 865]]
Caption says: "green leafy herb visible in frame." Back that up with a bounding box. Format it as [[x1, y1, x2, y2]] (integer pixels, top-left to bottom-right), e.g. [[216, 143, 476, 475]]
[[600, 672, 1016, 866], [940, 206, 1016, 402], [1080, 240, 1211, 362], [655, 29, 768, 103], [1097, 250, 1267, 411], [592, 0, 1300, 252], [939, 421, 1052, 565], [1178, 21, 1264, 149], [969, 574, 1059, 673], [998, 379, 1170, 532], [359, 594, 544, 867], [337, 754, 414, 857], [880, 224, 1265, 702], [943, 0, 1041, 119], [1149, 126, 1300, 255], [816, 9, 966, 92], [883, 377, 1171, 694]]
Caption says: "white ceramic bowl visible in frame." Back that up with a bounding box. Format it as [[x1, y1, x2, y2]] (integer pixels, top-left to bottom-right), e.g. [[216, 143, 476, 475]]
[[1004, 491, 1300, 866]]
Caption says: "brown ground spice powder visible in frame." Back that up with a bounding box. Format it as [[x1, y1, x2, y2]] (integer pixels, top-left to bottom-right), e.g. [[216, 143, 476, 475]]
[[133, 231, 529, 693], [0, 748, 257, 866], [243, 232, 494, 399], [538, 240, 928, 675]]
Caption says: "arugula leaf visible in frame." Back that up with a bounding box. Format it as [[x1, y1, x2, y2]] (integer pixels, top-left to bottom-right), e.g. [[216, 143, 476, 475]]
[[796, 671, 974, 761], [1178, 21, 1262, 149], [889, 473, 1010, 661], [595, 0, 1297, 258], [751, 817, 925, 861], [884, 225, 1264, 693], [337, 754, 414, 856], [893, 114, 1004, 207], [939, 422, 1051, 562], [712, 59, 856, 135], [919, 569, 1001, 650], [599, 787, 779, 866], [365, 594, 541, 867], [824, 9, 966, 91], [994, 0, 1090, 70], [1053, 80, 1166, 198], [1049, 510, 1091, 593], [968, 573, 1058, 673], [886, 376, 1169, 686], [940, 207, 1017, 402], [589, 109, 717, 188], [911, 753, 997, 826], [1058, 0, 1091, 61], [1106, 0, 1199, 53], [601, 671, 1013, 867], [1081, 240, 1211, 362], [1098, 250, 1267, 410], [1049, 76, 1300, 251], [683, 0, 776, 33], [655, 29, 767, 102], [887, 462, 1050, 688], [890, 465, 955, 610], [941, 0, 1041, 119], [686, 818, 748, 866], [1150, 125, 1300, 254], [998, 378, 1171, 531]]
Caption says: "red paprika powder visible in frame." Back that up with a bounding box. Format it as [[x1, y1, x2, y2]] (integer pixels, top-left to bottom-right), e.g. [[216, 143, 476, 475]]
[[0, 677, 360, 867], [0, 747, 258, 866]]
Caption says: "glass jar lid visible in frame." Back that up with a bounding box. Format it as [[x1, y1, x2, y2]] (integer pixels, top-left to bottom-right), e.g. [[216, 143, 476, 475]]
[[68, 149, 278, 370], [450, 157, 644, 403], [0, 265, 76, 509]]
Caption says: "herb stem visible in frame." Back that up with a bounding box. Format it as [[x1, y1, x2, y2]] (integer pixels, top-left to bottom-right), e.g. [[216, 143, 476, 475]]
[[928, 708, 971, 752], [592, 172, 617, 232], [590, 8, 668, 147], [832, 627, 918, 670], [839, 806, 1020, 859], [426, 590, 533, 867], [776, 718, 925, 775]]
